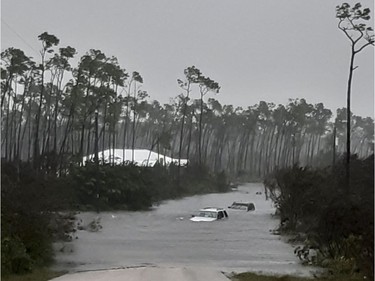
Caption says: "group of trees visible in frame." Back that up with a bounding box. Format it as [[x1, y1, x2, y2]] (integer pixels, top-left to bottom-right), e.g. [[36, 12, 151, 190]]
[[1, 33, 373, 179]]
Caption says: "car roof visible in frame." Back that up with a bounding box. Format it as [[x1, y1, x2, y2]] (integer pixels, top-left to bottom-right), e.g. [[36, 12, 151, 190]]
[[199, 207, 225, 212], [231, 202, 251, 206]]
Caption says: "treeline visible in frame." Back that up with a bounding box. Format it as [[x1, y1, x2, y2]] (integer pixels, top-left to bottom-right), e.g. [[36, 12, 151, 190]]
[[1, 159, 229, 276], [264, 155, 374, 279], [1, 32, 374, 179], [69, 161, 228, 211]]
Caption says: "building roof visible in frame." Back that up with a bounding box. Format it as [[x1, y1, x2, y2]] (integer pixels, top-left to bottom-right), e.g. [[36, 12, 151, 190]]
[[83, 149, 188, 167]]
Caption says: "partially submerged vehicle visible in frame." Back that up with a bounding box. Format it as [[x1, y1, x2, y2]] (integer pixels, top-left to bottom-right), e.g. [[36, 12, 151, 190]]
[[229, 182, 239, 190], [190, 207, 229, 222], [228, 202, 255, 212]]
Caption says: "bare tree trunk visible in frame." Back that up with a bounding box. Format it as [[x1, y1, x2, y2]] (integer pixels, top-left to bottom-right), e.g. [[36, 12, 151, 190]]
[[33, 58, 46, 171], [86, 116, 92, 158], [273, 127, 281, 169], [186, 115, 193, 160], [132, 103, 136, 162], [113, 123, 116, 165], [346, 48, 355, 190], [243, 132, 252, 171], [9, 91, 18, 161], [198, 96, 204, 165], [16, 80, 30, 161], [102, 105, 107, 162], [4, 91, 11, 161]]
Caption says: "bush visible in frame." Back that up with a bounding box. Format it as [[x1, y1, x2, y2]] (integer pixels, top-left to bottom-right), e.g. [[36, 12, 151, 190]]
[[1, 236, 32, 275], [1, 161, 68, 276], [69, 163, 154, 210], [264, 155, 374, 279], [69, 162, 230, 211]]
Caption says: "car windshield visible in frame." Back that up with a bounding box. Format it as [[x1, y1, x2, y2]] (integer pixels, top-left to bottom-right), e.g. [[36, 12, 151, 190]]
[[198, 211, 217, 218]]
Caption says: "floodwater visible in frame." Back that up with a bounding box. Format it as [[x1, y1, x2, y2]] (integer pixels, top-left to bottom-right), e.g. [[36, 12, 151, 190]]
[[53, 183, 317, 277]]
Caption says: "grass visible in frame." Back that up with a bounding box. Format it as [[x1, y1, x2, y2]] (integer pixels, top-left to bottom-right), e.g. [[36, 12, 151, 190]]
[[231, 272, 365, 281], [2, 268, 66, 281]]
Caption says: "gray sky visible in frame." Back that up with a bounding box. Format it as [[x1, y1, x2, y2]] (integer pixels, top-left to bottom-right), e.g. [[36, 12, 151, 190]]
[[1, 0, 374, 118]]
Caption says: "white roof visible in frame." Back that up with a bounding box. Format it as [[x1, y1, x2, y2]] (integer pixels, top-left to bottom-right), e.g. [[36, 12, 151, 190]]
[[200, 207, 225, 212], [83, 149, 188, 167]]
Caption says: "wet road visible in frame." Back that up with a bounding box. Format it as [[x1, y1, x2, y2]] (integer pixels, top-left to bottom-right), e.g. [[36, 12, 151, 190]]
[[53, 183, 316, 277]]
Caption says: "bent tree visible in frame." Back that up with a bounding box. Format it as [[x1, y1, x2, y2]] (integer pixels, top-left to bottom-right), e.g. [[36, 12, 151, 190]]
[[196, 75, 220, 165], [336, 3, 374, 189], [177, 66, 200, 167], [34, 32, 60, 171]]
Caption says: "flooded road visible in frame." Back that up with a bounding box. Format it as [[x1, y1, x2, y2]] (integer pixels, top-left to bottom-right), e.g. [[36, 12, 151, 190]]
[[54, 183, 316, 277]]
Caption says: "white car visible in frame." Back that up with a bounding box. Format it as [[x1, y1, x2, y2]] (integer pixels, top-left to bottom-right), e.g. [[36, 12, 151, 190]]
[[190, 207, 229, 222]]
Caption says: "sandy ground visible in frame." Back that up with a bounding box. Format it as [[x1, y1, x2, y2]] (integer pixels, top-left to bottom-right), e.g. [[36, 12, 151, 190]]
[[51, 266, 231, 281]]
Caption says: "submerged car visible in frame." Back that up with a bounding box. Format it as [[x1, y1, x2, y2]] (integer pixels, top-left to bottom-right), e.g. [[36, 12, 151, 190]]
[[190, 207, 229, 222], [228, 202, 255, 211]]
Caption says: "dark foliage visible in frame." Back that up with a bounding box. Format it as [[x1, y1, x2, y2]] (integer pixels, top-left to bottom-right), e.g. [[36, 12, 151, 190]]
[[1, 159, 229, 276], [264, 155, 374, 278], [1, 161, 71, 275], [69, 161, 229, 210]]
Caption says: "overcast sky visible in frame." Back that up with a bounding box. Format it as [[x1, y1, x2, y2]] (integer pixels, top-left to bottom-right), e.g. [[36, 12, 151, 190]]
[[1, 0, 374, 118]]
